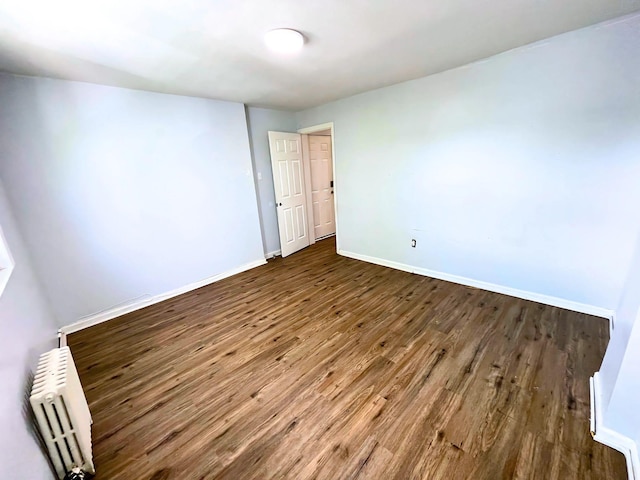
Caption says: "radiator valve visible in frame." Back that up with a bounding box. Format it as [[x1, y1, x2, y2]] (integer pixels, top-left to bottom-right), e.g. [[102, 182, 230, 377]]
[[64, 467, 90, 480]]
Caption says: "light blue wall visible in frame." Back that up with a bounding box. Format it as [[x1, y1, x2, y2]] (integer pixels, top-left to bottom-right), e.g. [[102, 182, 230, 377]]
[[602, 235, 640, 439], [0, 74, 265, 324], [297, 14, 640, 314], [600, 236, 640, 411], [0, 180, 57, 478], [296, 14, 640, 453], [246, 107, 297, 255], [1, 12, 639, 474]]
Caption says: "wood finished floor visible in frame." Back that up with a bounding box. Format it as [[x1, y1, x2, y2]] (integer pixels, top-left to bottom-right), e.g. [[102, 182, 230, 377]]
[[68, 238, 626, 479]]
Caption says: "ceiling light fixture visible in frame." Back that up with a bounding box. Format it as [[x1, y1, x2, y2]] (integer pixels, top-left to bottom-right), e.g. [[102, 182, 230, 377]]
[[264, 29, 304, 54]]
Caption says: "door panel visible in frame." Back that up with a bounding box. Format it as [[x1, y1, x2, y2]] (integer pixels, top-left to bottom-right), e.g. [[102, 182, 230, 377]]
[[292, 160, 303, 195], [278, 161, 290, 198], [309, 135, 335, 239], [295, 204, 307, 238], [268, 131, 310, 257]]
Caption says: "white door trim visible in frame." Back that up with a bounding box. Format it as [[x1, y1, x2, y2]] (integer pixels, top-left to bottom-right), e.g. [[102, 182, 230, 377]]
[[297, 122, 334, 134], [300, 134, 316, 245], [297, 122, 339, 251]]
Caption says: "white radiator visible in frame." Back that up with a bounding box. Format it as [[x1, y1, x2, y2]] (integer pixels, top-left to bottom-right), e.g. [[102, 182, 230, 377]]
[[30, 347, 95, 479]]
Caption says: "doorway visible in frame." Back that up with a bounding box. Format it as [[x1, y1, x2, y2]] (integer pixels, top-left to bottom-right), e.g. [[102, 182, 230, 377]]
[[307, 132, 335, 240], [267, 122, 337, 257]]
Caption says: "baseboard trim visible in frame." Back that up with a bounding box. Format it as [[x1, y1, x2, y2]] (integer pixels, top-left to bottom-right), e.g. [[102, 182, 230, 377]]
[[591, 372, 639, 480], [265, 249, 281, 259], [315, 233, 336, 241], [337, 249, 614, 319], [59, 258, 267, 336]]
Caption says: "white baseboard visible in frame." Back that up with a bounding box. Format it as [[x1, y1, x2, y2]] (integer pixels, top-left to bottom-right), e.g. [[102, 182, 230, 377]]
[[59, 258, 267, 336], [337, 249, 614, 319], [265, 249, 281, 259], [315, 233, 336, 241], [591, 372, 639, 480]]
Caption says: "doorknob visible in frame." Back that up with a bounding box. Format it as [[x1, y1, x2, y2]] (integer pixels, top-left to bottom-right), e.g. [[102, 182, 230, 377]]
[[278, 202, 282, 206]]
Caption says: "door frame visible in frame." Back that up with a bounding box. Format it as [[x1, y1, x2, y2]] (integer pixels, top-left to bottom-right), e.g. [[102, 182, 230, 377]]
[[297, 122, 339, 251]]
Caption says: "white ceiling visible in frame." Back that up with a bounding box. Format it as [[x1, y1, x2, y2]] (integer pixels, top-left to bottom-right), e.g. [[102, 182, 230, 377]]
[[0, 0, 638, 110]]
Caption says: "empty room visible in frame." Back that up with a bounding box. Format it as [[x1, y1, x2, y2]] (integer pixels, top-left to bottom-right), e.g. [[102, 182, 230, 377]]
[[1, 1, 640, 479]]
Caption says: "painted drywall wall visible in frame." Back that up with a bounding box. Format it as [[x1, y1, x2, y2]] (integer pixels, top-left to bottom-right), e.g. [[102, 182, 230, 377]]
[[599, 231, 640, 439], [0, 74, 265, 325], [607, 315, 640, 445], [0, 180, 57, 478], [296, 13, 640, 314], [246, 106, 297, 255], [600, 234, 640, 412]]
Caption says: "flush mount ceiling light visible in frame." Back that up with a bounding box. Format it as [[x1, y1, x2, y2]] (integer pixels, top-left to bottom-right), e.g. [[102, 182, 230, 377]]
[[264, 29, 304, 54]]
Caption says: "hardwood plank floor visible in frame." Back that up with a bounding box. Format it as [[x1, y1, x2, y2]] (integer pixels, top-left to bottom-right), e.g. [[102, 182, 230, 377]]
[[68, 237, 626, 479]]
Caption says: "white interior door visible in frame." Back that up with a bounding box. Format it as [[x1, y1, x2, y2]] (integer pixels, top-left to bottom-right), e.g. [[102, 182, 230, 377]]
[[268, 131, 310, 257], [309, 135, 335, 239]]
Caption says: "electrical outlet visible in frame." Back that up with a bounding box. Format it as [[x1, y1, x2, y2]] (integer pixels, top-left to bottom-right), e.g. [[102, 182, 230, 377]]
[[411, 239, 417, 248]]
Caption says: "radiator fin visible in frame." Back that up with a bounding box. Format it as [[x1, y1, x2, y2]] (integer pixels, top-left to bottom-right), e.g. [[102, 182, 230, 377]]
[[30, 347, 95, 479]]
